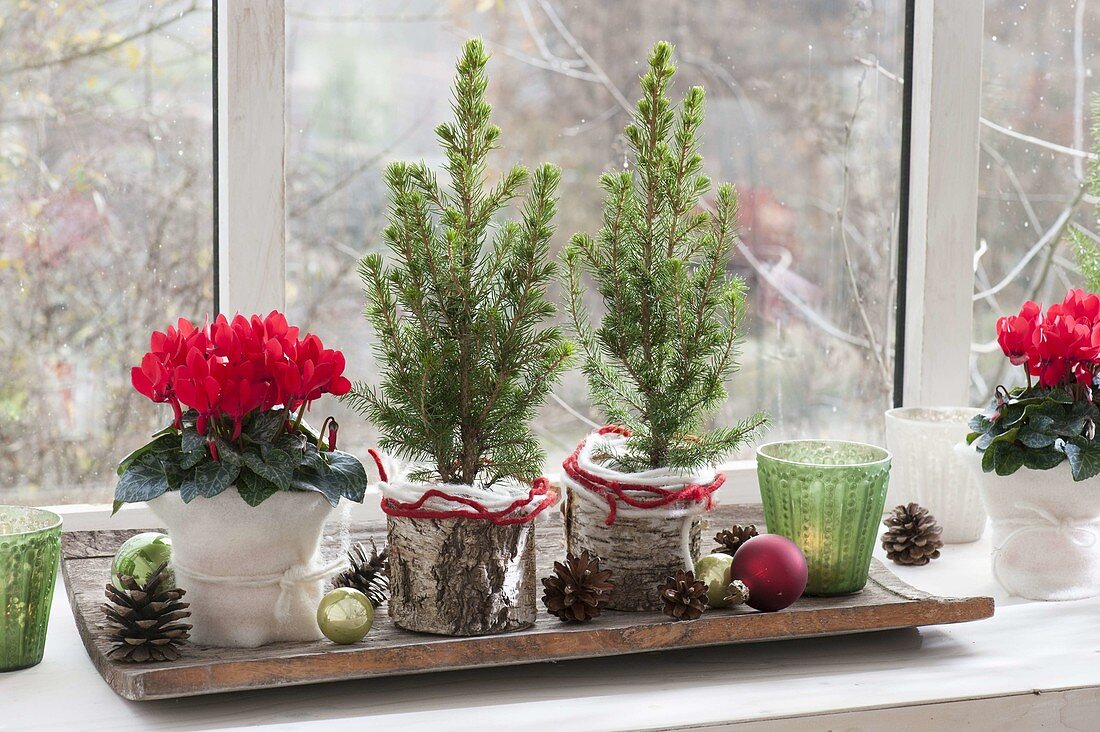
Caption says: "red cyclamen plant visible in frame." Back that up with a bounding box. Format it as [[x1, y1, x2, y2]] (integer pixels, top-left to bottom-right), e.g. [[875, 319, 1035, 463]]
[[117, 312, 367, 509], [969, 288, 1100, 480]]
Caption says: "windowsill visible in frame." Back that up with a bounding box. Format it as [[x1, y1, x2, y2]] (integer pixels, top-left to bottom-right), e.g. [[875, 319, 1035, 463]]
[[10, 530, 1097, 729]]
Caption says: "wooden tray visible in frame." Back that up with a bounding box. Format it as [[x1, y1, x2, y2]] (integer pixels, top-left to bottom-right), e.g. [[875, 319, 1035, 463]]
[[61, 504, 994, 701]]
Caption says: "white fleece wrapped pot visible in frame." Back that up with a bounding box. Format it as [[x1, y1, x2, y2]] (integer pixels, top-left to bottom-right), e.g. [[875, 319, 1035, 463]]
[[957, 444, 1100, 601], [149, 489, 338, 647]]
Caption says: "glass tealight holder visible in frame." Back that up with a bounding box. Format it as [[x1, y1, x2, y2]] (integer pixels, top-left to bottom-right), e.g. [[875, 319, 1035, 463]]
[[1, 506, 62, 671], [757, 440, 891, 596]]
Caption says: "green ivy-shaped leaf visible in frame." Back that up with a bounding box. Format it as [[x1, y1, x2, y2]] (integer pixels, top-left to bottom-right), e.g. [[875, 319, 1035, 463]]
[[117, 433, 178, 477], [211, 434, 242, 465], [1022, 447, 1066, 471], [115, 453, 174, 504], [181, 427, 205, 455], [237, 470, 280, 507], [242, 448, 295, 490], [194, 458, 241, 499], [292, 450, 368, 506], [246, 409, 286, 443], [1064, 438, 1100, 481]]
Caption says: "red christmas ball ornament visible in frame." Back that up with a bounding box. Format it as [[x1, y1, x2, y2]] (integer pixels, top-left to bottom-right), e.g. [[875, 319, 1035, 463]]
[[728, 534, 808, 612]]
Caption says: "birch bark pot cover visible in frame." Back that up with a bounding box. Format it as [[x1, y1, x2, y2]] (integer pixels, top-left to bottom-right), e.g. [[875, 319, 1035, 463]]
[[114, 312, 372, 647], [380, 476, 556, 636], [562, 427, 718, 611]]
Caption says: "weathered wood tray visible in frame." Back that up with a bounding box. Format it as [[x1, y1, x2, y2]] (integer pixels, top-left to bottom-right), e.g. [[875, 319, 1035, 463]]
[[61, 504, 994, 701]]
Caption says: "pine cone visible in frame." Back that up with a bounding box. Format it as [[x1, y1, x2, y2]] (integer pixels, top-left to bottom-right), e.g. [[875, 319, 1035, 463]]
[[331, 539, 389, 608], [882, 502, 944, 566], [103, 561, 191, 663], [713, 524, 759, 556], [541, 551, 613, 622], [658, 570, 709, 621]]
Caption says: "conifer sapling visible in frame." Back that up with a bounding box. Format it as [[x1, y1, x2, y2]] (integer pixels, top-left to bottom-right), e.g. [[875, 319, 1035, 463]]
[[346, 38, 573, 488], [564, 41, 767, 471]]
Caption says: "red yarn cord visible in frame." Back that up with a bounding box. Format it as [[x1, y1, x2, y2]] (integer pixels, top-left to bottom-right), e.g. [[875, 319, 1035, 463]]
[[563, 428, 723, 526], [380, 476, 556, 526], [367, 448, 388, 483]]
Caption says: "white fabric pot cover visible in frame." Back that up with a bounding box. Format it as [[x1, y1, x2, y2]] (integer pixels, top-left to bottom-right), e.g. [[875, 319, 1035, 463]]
[[957, 444, 1100, 601], [149, 489, 336, 647]]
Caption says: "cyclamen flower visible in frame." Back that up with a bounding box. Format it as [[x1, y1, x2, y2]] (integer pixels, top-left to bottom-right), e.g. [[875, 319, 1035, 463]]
[[131, 311, 351, 438], [996, 291, 1100, 389], [995, 300, 1040, 366]]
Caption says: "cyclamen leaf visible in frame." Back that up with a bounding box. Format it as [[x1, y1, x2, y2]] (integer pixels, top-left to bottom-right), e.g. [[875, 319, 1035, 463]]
[[242, 449, 295, 490], [246, 409, 286, 443], [193, 459, 241, 499], [179, 446, 206, 470], [1022, 447, 1066, 471], [992, 443, 1026, 476], [115, 453, 173, 504], [1064, 439, 1100, 481], [1018, 428, 1057, 449], [294, 450, 368, 506], [237, 470, 280, 507], [117, 433, 178, 477], [181, 428, 205, 455], [212, 434, 243, 465]]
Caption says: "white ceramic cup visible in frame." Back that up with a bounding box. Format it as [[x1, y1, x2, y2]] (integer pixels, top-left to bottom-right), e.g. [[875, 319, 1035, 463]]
[[884, 406, 987, 543]]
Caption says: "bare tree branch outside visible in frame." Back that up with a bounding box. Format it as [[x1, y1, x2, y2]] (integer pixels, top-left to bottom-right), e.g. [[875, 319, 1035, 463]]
[[1, 0, 1096, 505]]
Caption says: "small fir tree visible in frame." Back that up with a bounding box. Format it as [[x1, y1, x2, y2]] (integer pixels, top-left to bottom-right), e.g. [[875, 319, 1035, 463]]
[[1072, 95, 1100, 291], [564, 41, 767, 472], [346, 38, 573, 487]]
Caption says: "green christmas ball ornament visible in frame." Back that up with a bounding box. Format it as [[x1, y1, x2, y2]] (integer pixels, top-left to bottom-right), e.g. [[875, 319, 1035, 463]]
[[317, 587, 374, 644], [111, 532, 174, 591], [694, 553, 734, 609]]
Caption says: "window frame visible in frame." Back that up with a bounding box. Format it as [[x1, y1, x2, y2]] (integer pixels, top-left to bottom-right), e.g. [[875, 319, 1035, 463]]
[[49, 0, 984, 526]]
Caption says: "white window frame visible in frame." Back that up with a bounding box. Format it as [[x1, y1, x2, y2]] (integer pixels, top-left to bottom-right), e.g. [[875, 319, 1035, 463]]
[[49, 0, 984, 528]]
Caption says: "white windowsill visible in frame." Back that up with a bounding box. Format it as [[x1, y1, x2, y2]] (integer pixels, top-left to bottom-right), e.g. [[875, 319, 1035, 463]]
[[10, 528, 1099, 730]]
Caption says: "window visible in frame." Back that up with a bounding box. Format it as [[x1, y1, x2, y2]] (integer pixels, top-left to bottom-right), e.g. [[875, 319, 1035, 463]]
[[284, 0, 906, 472], [971, 1, 1100, 404], [0, 1, 213, 505], [3, 1, 1019, 512]]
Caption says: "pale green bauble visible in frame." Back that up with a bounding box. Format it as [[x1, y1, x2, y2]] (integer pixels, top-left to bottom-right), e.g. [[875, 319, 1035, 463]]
[[111, 532, 173, 591], [694, 553, 734, 608], [317, 588, 374, 644]]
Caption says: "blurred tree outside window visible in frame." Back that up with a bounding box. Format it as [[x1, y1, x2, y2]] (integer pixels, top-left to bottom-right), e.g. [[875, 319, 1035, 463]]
[[0, 0, 213, 505]]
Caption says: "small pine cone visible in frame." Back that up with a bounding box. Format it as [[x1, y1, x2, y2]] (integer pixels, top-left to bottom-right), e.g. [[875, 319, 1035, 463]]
[[881, 502, 944, 566], [541, 551, 614, 622], [658, 570, 708, 621], [331, 539, 389, 608], [713, 524, 759, 556], [103, 562, 191, 663]]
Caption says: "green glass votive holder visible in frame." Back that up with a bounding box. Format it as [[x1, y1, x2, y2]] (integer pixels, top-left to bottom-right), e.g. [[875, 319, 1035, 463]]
[[0, 506, 62, 671], [757, 440, 891, 596]]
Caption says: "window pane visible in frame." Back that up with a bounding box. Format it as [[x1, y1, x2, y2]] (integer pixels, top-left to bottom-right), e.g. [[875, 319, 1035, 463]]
[[286, 1, 904, 469], [972, 1, 1100, 402], [0, 1, 213, 505]]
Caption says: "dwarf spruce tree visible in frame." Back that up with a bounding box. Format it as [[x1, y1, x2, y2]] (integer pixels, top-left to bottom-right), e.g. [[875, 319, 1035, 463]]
[[346, 39, 573, 487], [564, 41, 767, 472]]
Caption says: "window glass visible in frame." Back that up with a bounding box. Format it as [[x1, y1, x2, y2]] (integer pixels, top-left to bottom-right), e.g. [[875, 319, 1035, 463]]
[[286, 0, 905, 470], [973, 1, 1100, 402], [0, 1, 213, 504]]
